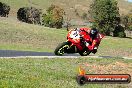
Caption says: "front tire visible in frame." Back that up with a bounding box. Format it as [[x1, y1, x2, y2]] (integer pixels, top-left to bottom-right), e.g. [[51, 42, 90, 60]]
[[54, 42, 69, 55]]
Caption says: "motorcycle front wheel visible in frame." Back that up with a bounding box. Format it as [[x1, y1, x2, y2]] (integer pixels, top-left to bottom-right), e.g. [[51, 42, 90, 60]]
[[54, 42, 69, 55]]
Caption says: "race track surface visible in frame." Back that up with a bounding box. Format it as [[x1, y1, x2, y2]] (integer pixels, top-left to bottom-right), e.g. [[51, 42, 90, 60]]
[[0, 50, 131, 59], [0, 50, 80, 57], [0, 50, 56, 57]]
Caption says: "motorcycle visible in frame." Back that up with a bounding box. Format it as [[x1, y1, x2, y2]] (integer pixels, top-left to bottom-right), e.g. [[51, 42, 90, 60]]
[[54, 29, 104, 56]]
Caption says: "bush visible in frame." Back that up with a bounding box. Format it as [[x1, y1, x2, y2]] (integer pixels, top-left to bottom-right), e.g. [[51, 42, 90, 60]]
[[17, 7, 41, 24], [42, 5, 65, 29], [0, 2, 10, 17], [113, 25, 126, 38], [118, 32, 126, 38], [121, 13, 132, 31], [128, 25, 132, 31]]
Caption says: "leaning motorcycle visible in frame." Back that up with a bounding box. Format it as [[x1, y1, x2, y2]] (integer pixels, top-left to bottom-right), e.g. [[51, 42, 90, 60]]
[[54, 29, 104, 56]]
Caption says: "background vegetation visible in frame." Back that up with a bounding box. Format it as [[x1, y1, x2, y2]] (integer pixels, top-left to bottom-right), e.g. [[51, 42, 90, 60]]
[[89, 0, 119, 34], [121, 12, 132, 31], [42, 5, 65, 28]]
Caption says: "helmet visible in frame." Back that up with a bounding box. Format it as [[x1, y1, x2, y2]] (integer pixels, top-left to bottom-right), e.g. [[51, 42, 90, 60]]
[[90, 28, 98, 39]]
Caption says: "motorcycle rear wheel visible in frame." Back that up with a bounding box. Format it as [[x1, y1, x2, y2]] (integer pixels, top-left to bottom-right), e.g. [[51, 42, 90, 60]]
[[54, 42, 69, 55], [79, 50, 91, 56]]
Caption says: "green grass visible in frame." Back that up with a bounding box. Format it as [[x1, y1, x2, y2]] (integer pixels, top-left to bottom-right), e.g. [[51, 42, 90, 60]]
[[0, 0, 29, 8], [0, 57, 131, 88], [0, 17, 67, 52], [97, 37, 132, 57]]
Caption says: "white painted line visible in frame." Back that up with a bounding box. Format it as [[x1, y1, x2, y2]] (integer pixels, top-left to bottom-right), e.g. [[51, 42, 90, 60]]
[[122, 57, 132, 59], [0, 56, 131, 59]]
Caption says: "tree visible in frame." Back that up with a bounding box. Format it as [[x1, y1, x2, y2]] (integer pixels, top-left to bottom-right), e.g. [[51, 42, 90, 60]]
[[121, 12, 132, 31], [89, 0, 120, 35], [42, 5, 65, 29]]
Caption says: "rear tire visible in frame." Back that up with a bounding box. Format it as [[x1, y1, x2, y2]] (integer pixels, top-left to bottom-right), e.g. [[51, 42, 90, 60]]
[[54, 42, 69, 55], [79, 50, 91, 56]]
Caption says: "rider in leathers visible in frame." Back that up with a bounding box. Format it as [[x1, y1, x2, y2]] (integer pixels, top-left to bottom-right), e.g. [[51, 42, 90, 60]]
[[75, 27, 104, 54]]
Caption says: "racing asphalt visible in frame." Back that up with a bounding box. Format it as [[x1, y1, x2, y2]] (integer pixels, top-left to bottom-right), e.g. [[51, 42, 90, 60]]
[[0, 50, 131, 59]]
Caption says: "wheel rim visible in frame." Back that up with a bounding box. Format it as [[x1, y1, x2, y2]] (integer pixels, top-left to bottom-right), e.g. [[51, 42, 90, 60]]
[[83, 51, 88, 55], [58, 48, 64, 55], [58, 45, 69, 55]]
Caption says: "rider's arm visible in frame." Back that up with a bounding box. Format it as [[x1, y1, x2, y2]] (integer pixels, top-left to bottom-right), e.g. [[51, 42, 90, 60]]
[[88, 33, 103, 51], [88, 39, 98, 51]]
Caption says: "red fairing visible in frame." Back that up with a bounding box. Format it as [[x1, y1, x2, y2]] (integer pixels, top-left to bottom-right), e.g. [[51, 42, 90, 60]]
[[67, 29, 84, 50], [98, 33, 105, 39], [79, 31, 92, 42]]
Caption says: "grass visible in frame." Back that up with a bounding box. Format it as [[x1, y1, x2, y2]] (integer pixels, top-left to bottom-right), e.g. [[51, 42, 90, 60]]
[[97, 37, 132, 57], [0, 57, 131, 88], [0, 17, 67, 52]]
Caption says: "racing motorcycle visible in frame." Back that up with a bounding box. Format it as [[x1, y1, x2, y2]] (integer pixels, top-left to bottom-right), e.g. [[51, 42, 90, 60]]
[[54, 29, 104, 56]]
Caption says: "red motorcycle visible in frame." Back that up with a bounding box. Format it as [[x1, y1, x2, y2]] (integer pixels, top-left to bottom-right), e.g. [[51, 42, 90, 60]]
[[54, 29, 104, 56]]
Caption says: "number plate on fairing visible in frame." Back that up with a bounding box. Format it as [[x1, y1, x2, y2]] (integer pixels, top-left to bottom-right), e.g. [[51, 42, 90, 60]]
[[70, 30, 80, 39]]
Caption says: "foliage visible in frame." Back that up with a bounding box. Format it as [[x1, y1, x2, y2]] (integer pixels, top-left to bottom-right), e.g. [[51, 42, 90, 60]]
[[113, 25, 126, 38], [42, 5, 65, 29], [89, 0, 120, 35], [0, 2, 10, 17], [121, 12, 132, 31], [17, 7, 41, 24]]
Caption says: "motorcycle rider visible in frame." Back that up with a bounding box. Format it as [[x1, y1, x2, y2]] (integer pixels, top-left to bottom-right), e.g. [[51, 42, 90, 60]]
[[74, 27, 104, 54]]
